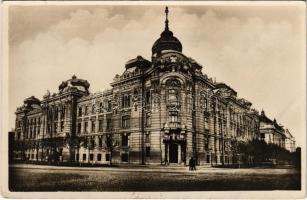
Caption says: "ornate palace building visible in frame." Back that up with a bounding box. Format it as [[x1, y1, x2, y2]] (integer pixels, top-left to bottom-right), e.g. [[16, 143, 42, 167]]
[[13, 7, 295, 166]]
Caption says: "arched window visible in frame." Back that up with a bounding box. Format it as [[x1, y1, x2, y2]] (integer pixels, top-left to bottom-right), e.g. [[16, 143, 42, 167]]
[[166, 78, 181, 105]]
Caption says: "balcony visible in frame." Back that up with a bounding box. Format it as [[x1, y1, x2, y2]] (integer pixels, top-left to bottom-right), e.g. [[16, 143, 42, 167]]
[[163, 121, 182, 132], [169, 121, 181, 128]]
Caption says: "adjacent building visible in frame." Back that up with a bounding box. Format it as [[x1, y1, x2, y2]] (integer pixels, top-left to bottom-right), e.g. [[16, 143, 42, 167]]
[[12, 7, 295, 166]]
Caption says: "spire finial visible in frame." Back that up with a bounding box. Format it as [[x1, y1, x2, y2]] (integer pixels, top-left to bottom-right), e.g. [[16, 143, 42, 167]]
[[165, 6, 169, 31]]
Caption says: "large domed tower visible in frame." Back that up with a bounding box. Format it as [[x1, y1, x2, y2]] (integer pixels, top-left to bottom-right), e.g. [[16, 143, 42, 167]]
[[152, 7, 183, 58]]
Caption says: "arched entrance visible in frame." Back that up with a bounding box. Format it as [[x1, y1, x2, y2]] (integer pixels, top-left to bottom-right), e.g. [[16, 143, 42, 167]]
[[169, 143, 178, 163], [163, 138, 186, 165]]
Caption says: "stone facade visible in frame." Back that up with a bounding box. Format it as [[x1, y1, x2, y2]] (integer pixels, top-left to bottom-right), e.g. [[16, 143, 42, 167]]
[[12, 7, 295, 166]]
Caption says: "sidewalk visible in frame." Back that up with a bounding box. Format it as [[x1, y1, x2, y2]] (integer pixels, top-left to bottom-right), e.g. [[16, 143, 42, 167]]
[[10, 163, 224, 173]]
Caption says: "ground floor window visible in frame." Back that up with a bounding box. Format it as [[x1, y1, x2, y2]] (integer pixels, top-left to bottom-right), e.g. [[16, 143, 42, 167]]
[[206, 155, 210, 163], [121, 153, 128, 162], [106, 153, 110, 161], [90, 154, 94, 161], [83, 154, 86, 161], [76, 154, 79, 161], [97, 154, 102, 161]]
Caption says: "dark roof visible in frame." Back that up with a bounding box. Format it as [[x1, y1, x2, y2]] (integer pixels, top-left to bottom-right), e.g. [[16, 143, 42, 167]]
[[125, 56, 151, 69], [152, 29, 182, 55], [259, 111, 284, 132], [215, 82, 237, 96], [24, 96, 40, 105], [259, 110, 273, 123], [59, 75, 90, 91], [273, 119, 284, 132]]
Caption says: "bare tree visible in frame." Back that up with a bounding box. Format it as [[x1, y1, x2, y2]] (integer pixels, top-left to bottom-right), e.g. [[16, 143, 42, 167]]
[[104, 133, 119, 166]]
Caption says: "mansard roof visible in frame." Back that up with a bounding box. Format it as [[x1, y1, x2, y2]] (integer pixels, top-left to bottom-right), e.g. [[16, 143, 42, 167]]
[[260, 110, 285, 133], [24, 96, 40, 106], [58, 75, 90, 93], [125, 56, 151, 69], [259, 110, 273, 124], [215, 82, 237, 96]]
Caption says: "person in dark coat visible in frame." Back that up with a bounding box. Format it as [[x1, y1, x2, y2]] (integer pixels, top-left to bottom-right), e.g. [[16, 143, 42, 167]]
[[188, 157, 193, 171], [192, 157, 197, 171]]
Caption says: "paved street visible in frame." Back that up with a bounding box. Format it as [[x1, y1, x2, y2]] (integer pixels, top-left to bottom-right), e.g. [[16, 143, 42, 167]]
[[9, 164, 301, 191]]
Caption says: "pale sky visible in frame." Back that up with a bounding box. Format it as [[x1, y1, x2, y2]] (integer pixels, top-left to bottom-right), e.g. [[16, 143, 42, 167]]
[[8, 3, 306, 147]]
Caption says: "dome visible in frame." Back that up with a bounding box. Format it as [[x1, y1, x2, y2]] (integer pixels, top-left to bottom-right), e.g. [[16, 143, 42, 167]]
[[152, 30, 182, 55], [152, 7, 182, 55]]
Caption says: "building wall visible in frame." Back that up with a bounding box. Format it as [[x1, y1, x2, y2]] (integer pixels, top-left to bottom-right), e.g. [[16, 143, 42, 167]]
[[13, 53, 292, 166]]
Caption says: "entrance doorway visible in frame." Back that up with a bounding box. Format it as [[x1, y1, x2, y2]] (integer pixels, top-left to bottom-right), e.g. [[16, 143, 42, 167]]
[[169, 143, 178, 163]]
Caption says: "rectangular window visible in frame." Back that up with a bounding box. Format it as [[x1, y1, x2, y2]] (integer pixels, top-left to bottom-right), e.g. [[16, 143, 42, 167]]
[[106, 154, 110, 161], [90, 137, 95, 148], [107, 101, 112, 112], [60, 121, 64, 132], [99, 136, 103, 147], [122, 134, 129, 147], [204, 137, 209, 151], [106, 118, 112, 131], [77, 123, 81, 134], [146, 147, 150, 157], [122, 116, 130, 129], [98, 119, 103, 132], [84, 121, 88, 133], [121, 153, 128, 162], [78, 107, 82, 117], [91, 120, 96, 132], [76, 154, 79, 161], [85, 106, 88, 115], [83, 154, 86, 161], [97, 154, 102, 161], [206, 155, 210, 163], [169, 111, 178, 122], [145, 113, 151, 126], [90, 154, 94, 161], [92, 105, 95, 114], [122, 94, 131, 108], [99, 102, 103, 113]]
